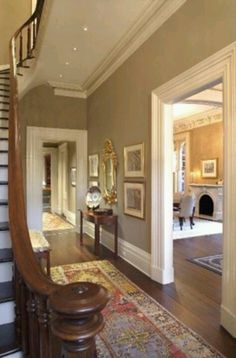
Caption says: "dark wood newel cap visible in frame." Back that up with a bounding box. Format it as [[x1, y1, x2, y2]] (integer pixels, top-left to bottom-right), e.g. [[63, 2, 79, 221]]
[[49, 282, 110, 316]]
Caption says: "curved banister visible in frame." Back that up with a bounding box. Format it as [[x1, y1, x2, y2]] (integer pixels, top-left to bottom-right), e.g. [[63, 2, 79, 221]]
[[8, 1, 109, 356]]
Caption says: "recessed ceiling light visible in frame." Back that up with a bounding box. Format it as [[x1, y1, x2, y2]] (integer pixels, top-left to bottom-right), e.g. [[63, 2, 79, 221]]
[[73, 47, 77, 51], [59, 74, 63, 78], [83, 26, 88, 31], [65, 61, 69, 65]]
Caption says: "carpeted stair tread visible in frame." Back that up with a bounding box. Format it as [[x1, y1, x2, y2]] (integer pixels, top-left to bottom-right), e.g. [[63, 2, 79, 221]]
[[0, 181, 8, 185], [0, 164, 8, 168], [0, 109, 9, 112], [0, 323, 21, 357], [0, 282, 14, 303], [0, 249, 12, 262], [0, 222, 9, 231], [0, 118, 9, 121], [0, 151, 8, 154], [0, 83, 9, 87]]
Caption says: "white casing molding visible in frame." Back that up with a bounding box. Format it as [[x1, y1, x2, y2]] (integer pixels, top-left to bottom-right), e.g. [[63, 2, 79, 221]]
[[42, 147, 58, 213], [27, 127, 87, 232], [151, 42, 236, 337], [84, 222, 151, 277]]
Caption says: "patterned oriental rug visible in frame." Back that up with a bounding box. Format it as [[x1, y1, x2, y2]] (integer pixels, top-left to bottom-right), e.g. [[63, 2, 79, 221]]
[[43, 212, 74, 231], [51, 260, 223, 357], [188, 254, 223, 275]]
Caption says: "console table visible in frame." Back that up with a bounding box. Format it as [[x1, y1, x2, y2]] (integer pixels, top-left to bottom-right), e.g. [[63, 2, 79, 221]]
[[80, 210, 118, 258]]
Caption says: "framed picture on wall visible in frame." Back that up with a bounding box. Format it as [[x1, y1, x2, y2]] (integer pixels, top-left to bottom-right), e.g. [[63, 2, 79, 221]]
[[124, 182, 145, 219], [70, 167, 76, 187], [124, 143, 144, 177], [201, 158, 218, 178], [89, 154, 99, 177]]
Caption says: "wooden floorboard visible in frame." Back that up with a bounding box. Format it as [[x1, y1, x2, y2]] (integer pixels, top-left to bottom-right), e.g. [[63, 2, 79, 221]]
[[45, 230, 236, 358]]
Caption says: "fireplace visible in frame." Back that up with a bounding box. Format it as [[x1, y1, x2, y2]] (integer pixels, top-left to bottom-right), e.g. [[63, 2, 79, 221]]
[[189, 184, 223, 221], [199, 194, 214, 217]]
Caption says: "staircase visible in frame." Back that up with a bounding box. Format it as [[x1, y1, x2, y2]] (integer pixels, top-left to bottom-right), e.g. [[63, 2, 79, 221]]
[[0, 69, 21, 357]]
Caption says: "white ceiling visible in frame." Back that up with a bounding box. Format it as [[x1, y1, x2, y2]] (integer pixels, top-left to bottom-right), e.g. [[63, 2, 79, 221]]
[[173, 84, 223, 120], [38, 0, 155, 88], [25, 0, 187, 96]]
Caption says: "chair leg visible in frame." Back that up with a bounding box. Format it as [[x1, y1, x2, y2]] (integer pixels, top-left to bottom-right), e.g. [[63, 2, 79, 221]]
[[179, 217, 183, 230], [190, 216, 194, 229]]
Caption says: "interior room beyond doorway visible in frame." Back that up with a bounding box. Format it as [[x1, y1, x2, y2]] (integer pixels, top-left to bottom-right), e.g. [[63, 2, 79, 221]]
[[42, 141, 76, 232]]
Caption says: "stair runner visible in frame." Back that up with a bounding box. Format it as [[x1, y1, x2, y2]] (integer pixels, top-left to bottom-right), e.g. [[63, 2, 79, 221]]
[[0, 69, 22, 358]]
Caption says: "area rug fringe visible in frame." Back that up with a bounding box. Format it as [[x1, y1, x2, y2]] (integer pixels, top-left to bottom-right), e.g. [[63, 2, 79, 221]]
[[51, 260, 224, 357]]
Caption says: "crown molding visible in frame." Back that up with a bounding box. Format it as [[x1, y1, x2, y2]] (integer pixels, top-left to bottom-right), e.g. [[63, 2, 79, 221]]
[[48, 81, 87, 99], [173, 108, 222, 134], [84, 0, 187, 96]]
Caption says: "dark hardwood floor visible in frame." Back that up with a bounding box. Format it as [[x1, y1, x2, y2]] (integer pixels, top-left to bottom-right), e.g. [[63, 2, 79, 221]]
[[45, 230, 236, 358]]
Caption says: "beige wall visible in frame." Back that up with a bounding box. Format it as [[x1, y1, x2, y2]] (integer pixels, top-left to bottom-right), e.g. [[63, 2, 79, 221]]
[[67, 142, 76, 213], [190, 122, 223, 184], [0, 0, 31, 65], [87, 0, 236, 253], [19, 84, 87, 185]]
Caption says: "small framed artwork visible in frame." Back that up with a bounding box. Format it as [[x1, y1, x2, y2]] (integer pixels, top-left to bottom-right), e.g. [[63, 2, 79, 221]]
[[70, 167, 76, 187], [89, 154, 99, 177], [124, 143, 144, 177], [201, 159, 217, 178], [124, 182, 145, 219], [89, 180, 99, 188]]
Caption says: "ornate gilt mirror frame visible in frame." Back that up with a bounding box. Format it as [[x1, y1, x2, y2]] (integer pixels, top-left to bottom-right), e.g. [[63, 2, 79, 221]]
[[102, 139, 118, 205]]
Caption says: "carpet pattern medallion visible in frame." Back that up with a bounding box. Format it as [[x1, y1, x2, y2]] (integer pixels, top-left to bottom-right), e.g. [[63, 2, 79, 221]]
[[189, 254, 223, 275], [51, 260, 223, 357]]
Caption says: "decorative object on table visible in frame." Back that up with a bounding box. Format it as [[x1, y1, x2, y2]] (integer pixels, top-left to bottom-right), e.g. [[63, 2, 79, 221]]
[[51, 260, 222, 358], [89, 154, 99, 177], [188, 254, 223, 275], [85, 186, 102, 210], [124, 143, 144, 177], [70, 167, 76, 187], [102, 139, 118, 205], [201, 158, 217, 178], [93, 208, 113, 215], [124, 182, 145, 219]]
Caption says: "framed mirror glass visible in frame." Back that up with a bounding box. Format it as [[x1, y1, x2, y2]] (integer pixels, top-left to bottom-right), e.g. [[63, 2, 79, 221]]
[[102, 139, 118, 205]]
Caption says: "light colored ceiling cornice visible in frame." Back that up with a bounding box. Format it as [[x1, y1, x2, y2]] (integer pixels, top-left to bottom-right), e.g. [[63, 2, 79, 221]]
[[84, 0, 187, 96]]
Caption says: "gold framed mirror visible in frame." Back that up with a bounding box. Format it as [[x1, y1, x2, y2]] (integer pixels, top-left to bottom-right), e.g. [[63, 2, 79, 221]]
[[102, 139, 118, 205]]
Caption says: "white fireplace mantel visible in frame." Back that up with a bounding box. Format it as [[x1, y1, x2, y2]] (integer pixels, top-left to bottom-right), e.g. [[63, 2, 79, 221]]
[[189, 184, 223, 221]]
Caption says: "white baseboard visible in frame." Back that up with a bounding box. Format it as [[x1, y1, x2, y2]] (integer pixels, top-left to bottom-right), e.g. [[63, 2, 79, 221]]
[[0, 64, 10, 71], [84, 222, 151, 277], [64, 209, 76, 226], [151, 264, 174, 284], [221, 304, 236, 337]]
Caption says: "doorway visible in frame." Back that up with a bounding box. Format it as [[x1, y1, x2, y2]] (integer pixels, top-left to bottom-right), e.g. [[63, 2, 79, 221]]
[[27, 127, 87, 233], [151, 43, 236, 337]]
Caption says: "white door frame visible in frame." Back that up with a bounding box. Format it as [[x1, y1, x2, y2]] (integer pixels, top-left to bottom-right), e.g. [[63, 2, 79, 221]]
[[151, 42, 236, 337], [27, 127, 87, 232], [42, 147, 58, 213], [58, 142, 68, 216]]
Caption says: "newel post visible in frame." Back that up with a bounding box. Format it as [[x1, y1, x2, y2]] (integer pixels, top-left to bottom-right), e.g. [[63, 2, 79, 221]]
[[49, 282, 109, 357]]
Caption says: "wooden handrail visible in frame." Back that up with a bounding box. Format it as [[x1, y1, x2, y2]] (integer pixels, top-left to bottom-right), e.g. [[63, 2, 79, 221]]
[[8, 1, 109, 356]]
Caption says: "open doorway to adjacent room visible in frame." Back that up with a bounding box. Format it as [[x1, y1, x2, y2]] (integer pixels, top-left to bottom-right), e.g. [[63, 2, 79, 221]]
[[172, 83, 223, 241], [42, 141, 76, 232]]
